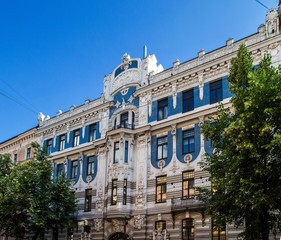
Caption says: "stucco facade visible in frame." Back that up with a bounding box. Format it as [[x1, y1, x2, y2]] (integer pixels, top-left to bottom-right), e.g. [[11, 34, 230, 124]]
[[1, 6, 281, 240]]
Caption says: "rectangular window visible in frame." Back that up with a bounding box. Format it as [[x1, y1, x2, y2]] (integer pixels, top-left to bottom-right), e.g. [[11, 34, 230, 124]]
[[120, 112, 129, 128], [59, 134, 65, 151], [183, 129, 195, 154], [73, 129, 80, 147], [84, 189, 92, 212], [57, 163, 63, 178], [113, 142, 119, 163], [155, 220, 166, 230], [157, 136, 168, 161], [89, 123, 96, 142], [156, 176, 167, 203], [182, 219, 194, 240], [210, 80, 223, 104], [183, 89, 194, 113], [111, 179, 118, 205], [123, 179, 127, 205], [71, 160, 78, 179], [47, 139, 52, 154], [158, 98, 168, 121], [124, 141, 128, 163], [212, 221, 226, 240], [26, 147, 31, 159], [182, 171, 195, 199], [13, 154, 17, 164], [87, 156, 95, 176]]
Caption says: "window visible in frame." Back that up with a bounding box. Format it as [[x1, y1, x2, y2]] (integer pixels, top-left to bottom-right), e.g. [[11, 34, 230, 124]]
[[183, 89, 194, 113], [182, 219, 194, 240], [47, 139, 52, 154], [158, 98, 168, 121], [73, 129, 80, 147], [111, 179, 118, 205], [57, 164, 63, 178], [67, 228, 74, 240], [113, 142, 119, 163], [26, 148, 31, 159], [59, 134, 65, 151], [156, 176, 167, 203], [183, 129, 195, 154], [155, 220, 166, 230], [120, 112, 129, 128], [52, 228, 58, 240], [182, 171, 195, 199], [89, 123, 96, 141], [71, 160, 78, 179], [124, 141, 128, 163], [84, 189, 92, 212], [210, 80, 223, 104], [212, 221, 226, 240], [157, 136, 168, 161], [123, 179, 127, 205], [13, 154, 17, 164], [87, 156, 95, 176]]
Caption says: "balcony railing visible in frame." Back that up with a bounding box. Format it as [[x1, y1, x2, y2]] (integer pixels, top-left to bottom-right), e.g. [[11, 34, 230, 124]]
[[112, 123, 134, 130], [171, 198, 198, 211]]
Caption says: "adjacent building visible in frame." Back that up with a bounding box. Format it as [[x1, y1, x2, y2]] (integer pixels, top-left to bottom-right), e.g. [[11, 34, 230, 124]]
[[1, 6, 281, 240]]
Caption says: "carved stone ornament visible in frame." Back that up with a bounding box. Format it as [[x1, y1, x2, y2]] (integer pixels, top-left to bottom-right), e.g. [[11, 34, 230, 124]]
[[121, 88, 129, 96], [96, 197, 103, 211], [152, 229, 170, 240], [86, 175, 92, 184], [266, 8, 279, 37], [112, 219, 123, 232], [184, 154, 192, 165], [134, 215, 145, 230], [136, 185, 145, 208], [94, 218, 103, 232], [158, 160, 165, 170]]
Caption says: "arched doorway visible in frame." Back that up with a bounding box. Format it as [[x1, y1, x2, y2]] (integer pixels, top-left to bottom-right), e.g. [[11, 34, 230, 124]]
[[108, 232, 131, 240]]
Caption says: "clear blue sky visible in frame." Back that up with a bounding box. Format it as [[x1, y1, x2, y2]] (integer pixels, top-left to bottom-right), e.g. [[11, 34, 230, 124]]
[[0, 0, 278, 142]]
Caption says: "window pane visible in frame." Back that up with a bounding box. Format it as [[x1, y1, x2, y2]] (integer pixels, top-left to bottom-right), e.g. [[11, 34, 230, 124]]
[[163, 144, 168, 159], [189, 137, 195, 152], [164, 106, 168, 119]]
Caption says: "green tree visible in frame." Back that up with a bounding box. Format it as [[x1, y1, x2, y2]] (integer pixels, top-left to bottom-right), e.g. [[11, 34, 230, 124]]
[[198, 44, 281, 240], [0, 142, 77, 239]]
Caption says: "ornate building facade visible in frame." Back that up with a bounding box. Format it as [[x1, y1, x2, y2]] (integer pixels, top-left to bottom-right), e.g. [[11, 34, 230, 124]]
[[1, 6, 281, 240]]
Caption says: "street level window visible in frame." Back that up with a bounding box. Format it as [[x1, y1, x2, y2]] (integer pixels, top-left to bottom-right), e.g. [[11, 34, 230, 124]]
[[59, 134, 65, 151], [26, 147, 31, 159], [125, 141, 128, 163], [156, 176, 167, 203], [84, 189, 92, 212], [89, 123, 96, 142], [47, 139, 52, 154], [67, 228, 74, 240], [182, 171, 194, 199], [155, 220, 166, 230], [123, 179, 127, 205], [73, 129, 80, 147], [183, 129, 195, 154], [210, 80, 223, 104], [87, 156, 95, 176], [158, 98, 168, 121], [113, 142, 119, 163], [212, 221, 226, 240], [182, 218, 194, 240], [71, 160, 78, 179], [183, 89, 194, 113], [57, 163, 63, 178], [111, 179, 118, 205], [157, 136, 168, 161]]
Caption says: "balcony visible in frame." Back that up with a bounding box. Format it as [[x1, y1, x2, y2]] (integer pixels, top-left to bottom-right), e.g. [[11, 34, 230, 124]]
[[112, 123, 134, 130], [171, 198, 202, 211]]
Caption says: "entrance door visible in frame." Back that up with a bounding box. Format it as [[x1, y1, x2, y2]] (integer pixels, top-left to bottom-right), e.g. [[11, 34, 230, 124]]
[[108, 232, 130, 240]]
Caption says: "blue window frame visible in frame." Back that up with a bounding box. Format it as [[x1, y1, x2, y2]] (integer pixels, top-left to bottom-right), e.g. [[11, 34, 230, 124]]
[[26, 147, 31, 159], [87, 156, 95, 176], [47, 139, 52, 154], [157, 98, 168, 121], [89, 124, 96, 142], [183, 129, 195, 154], [71, 160, 78, 179], [73, 129, 80, 147], [157, 136, 168, 161], [120, 112, 129, 128], [183, 89, 194, 113], [113, 142, 119, 163], [57, 163, 63, 178], [210, 80, 223, 104], [125, 141, 128, 163], [59, 134, 65, 151]]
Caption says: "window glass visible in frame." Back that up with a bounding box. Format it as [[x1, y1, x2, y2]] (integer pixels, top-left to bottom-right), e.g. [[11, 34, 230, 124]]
[[59, 134, 65, 151], [125, 141, 128, 163], [71, 160, 78, 179], [158, 98, 168, 120], [183, 89, 194, 113], [57, 164, 63, 178], [155, 220, 166, 230], [182, 171, 195, 199], [89, 124, 96, 141], [182, 219, 194, 240], [87, 156, 95, 175], [123, 179, 127, 205], [26, 148, 31, 159], [111, 179, 118, 205], [114, 142, 119, 163], [157, 136, 168, 160], [183, 129, 195, 154], [210, 80, 223, 104], [84, 189, 92, 212], [47, 139, 52, 154], [73, 130, 80, 147], [156, 176, 167, 203]]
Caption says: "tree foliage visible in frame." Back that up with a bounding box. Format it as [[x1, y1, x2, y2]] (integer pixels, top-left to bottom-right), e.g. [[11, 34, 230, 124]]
[[198, 44, 281, 240], [0, 142, 77, 239]]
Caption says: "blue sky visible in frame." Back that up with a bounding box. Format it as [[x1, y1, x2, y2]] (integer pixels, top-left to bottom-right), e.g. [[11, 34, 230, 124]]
[[0, 0, 278, 142]]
